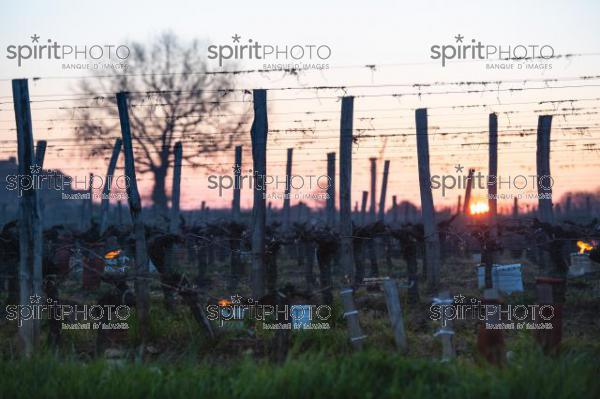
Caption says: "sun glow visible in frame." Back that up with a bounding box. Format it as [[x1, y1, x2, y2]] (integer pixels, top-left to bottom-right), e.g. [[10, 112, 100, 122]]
[[469, 201, 489, 215]]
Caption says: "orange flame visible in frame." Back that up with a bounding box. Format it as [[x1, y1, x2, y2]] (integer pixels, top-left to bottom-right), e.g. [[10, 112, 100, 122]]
[[577, 241, 593, 254], [104, 249, 121, 259], [469, 201, 489, 215], [218, 299, 232, 307]]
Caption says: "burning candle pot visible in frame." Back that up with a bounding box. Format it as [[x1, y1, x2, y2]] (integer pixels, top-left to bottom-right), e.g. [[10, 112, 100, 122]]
[[569, 240, 596, 277]]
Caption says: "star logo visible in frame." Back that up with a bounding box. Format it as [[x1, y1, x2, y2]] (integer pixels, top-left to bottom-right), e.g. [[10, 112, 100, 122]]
[[232, 34, 241, 43], [454, 164, 464, 173], [230, 294, 242, 304], [29, 294, 41, 304], [30, 34, 40, 43], [453, 294, 465, 304], [454, 34, 464, 43], [30, 164, 41, 174]]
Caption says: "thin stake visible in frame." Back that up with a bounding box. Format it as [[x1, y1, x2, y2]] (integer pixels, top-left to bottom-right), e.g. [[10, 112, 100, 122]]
[[415, 108, 441, 289], [339, 97, 355, 283], [99, 138, 122, 234], [116, 92, 150, 347], [170, 141, 183, 233], [250, 89, 268, 298]]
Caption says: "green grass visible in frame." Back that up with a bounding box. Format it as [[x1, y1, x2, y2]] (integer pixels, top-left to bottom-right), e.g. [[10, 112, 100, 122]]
[[0, 348, 598, 399]]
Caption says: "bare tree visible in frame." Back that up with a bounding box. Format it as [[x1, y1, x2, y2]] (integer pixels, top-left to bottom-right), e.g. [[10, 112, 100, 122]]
[[75, 32, 247, 214]]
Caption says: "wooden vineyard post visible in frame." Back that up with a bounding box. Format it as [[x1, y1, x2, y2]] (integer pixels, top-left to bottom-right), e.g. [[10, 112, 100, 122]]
[[326, 152, 336, 227], [377, 160, 390, 221], [116, 92, 150, 348], [99, 138, 122, 235], [80, 174, 94, 230], [536, 115, 553, 224], [339, 96, 355, 283], [87, 173, 94, 226], [283, 148, 293, 228], [232, 145, 242, 220], [12, 78, 43, 356], [488, 113, 498, 226], [512, 197, 519, 218], [229, 145, 243, 290], [462, 168, 475, 215], [360, 190, 368, 225], [369, 157, 377, 223], [379, 160, 392, 272], [433, 291, 455, 361], [170, 141, 183, 233], [456, 195, 462, 215], [477, 288, 505, 365], [415, 108, 441, 289], [392, 195, 398, 224], [340, 287, 366, 350], [534, 277, 564, 354], [35, 140, 47, 222], [250, 89, 268, 298], [383, 279, 408, 352], [165, 141, 183, 305], [35, 140, 47, 168]]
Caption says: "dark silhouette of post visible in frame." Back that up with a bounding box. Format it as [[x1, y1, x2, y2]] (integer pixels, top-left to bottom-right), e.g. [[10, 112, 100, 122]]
[[383, 279, 407, 352], [35, 140, 47, 224], [283, 148, 293, 228], [369, 158, 377, 223], [232, 145, 242, 219], [99, 138, 122, 234], [392, 195, 398, 224], [456, 195, 462, 215], [536, 115, 553, 223], [13, 79, 42, 356], [35, 140, 46, 168], [170, 141, 183, 233], [463, 168, 475, 214], [360, 191, 368, 225], [513, 197, 519, 218], [86, 173, 94, 227], [378, 160, 390, 221], [116, 92, 150, 347], [340, 287, 365, 350], [488, 113, 498, 225], [415, 108, 441, 289], [326, 152, 336, 227], [250, 89, 268, 298], [339, 97, 355, 282]]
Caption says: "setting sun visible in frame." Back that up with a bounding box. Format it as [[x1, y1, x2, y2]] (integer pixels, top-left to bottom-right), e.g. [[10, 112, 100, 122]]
[[469, 201, 489, 215]]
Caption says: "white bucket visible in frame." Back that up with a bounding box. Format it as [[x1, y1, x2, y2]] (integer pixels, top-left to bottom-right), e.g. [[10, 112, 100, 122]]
[[569, 253, 591, 276]]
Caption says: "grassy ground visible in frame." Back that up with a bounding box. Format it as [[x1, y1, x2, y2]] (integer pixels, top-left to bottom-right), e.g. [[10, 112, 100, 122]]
[[0, 347, 598, 399], [1, 252, 600, 397]]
